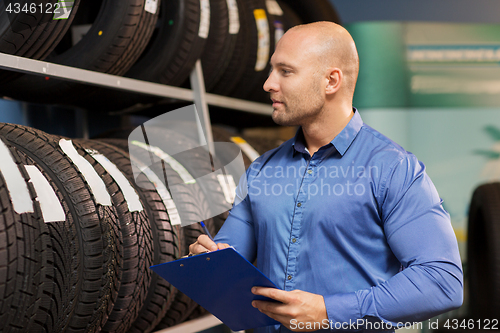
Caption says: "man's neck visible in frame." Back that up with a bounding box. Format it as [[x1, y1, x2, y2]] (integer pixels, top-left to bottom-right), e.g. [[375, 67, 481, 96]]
[[302, 105, 354, 156]]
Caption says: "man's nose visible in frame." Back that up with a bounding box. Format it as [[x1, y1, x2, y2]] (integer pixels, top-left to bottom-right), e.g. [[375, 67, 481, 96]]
[[263, 70, 278, 93]]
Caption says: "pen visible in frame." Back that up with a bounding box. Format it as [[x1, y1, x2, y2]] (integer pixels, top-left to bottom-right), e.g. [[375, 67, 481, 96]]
[[200, 221, 215, 242]]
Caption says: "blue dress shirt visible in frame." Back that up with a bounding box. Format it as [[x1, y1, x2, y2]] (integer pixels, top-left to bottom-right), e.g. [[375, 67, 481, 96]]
[[214, 109, 463, 332]]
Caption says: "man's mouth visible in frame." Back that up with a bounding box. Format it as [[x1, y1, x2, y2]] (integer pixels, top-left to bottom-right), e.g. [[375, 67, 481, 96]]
[[271, 98, 284, 107]]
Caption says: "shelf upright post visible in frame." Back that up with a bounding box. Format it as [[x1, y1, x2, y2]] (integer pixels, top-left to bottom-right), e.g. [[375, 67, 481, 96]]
[[190, 60, 215, 156], [75, 108, 89, 139]]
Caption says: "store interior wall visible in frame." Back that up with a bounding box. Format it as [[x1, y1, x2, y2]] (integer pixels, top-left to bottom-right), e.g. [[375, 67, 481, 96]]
[[342, 20, 500, 264], [329, 0, 500, 24]]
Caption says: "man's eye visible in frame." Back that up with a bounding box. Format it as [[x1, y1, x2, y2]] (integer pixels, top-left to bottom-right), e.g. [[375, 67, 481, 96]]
[[281, 69, 290, 75]]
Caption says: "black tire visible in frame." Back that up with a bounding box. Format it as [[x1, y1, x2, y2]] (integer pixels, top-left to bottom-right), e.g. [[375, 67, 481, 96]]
[[135, 127, 228, 228], [208, 0, 250, 96], [90, 139, 180, 333], [185, 305, 209, 321], [76, 0, 209, 112], [0, 138, 54, 333], [0, 0, 80, 59], [49, 0, 159, 74], [155, 288, 199, 329], [212, 0, 273, 100], [71, 139, 155, 333], [201, 0, 236, 91], [155, 222, 214, 329], [212, 125, 252, 168], [277, 0, 303, 30], [0, 123, 122, 333], [0, 0, 80, 84], [232, 0, 284, 102], [98, 126, 233, 231], [280, 0, 341, 24], [246, 0, 303, 102], [162, 124, 251, 233], [169, 129, 231, 235], [97, 137, 218, 328], [96, 137, 216, 232], [164, 127, 233, 234], [99, 124, 249, 233], [211, 126, 261, 232], [126, 0, 207, 86], [0, 0, 159, 104], [93, 124, 250, 176], [467, 183, 500, 320], [93, 125, 237, 234]]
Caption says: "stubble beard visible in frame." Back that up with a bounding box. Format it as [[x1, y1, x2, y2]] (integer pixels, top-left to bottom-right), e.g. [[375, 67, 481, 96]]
[[271, 73, 325, 126], [271, 92, 324, 127], [272, 105, 302, 126]]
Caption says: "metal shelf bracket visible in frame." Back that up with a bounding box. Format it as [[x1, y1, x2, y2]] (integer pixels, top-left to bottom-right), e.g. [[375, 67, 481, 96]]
[[0, 53, 273, 115]]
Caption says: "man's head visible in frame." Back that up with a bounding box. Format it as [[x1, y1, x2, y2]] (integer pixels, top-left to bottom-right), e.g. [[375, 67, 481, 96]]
[[263, 22, 359, 127]]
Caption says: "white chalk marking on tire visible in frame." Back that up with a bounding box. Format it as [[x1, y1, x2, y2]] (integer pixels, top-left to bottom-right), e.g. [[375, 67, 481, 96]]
[[230, 136, 261, 162], [226, 0, 240, 34], [0, 139, 33, 214], [144, 0, 158, 14], [266, 0, 283, 16], [92, 153, 143, 212], [130, 140, 196, 184], [59, 139, 112, 206], [199, 0, 211, 39], [217, 173, 237, 204], [25, 165, 66, 223], [139, 165, 182, 226], [130, 156, 182, 226]]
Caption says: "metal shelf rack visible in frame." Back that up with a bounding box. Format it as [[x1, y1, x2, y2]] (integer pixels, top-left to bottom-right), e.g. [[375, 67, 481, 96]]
[[0, 53, 273, 140], [0, 52, 267, 333]]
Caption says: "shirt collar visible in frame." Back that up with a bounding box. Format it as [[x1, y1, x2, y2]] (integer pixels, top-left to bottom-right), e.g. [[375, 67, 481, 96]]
[[292, 108, 363, 157]]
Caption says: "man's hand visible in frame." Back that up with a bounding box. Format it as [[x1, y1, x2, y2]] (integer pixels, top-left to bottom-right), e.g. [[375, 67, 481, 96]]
[[251, 287, 328, 332], [188, 234, 230, 255]]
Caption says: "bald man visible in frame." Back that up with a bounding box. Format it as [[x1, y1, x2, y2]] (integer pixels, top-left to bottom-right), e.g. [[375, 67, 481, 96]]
[[190, 22, 463, 332]]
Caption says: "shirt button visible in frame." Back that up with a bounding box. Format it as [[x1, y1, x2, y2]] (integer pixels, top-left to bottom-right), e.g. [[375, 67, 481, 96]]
[[297, 202, 301, 207], [307, 169, 313, 174], [287, 275, 292, 280], [292, 238, 297, 243]]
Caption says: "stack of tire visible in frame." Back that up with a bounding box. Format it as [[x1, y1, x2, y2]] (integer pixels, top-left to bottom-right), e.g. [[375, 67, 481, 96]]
[[0, 121, 276, 333], [0, 0, 160, 103], [0, 0, 339, 108]]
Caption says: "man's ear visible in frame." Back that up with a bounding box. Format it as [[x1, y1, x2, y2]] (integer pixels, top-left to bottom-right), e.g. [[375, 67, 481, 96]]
[[325, 68, 342, 95]]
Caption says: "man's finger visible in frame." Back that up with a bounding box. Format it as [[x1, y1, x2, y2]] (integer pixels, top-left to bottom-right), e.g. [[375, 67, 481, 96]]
[[252, 301, 292, 325], [188, 241, 208, 254], [217, 243, 230, 250], [189, 236, 231, 255], [252, 287, 291, 303], [197, 234, 217, 251], [252, 300, 287, 314]]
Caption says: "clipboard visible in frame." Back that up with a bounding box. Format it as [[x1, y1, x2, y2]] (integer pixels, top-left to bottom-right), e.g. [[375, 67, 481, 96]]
[[150, 247, 280, 331]]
